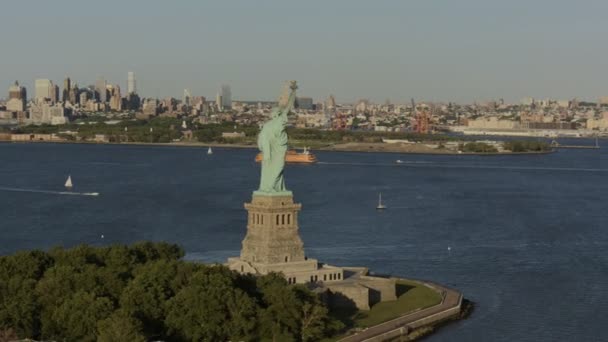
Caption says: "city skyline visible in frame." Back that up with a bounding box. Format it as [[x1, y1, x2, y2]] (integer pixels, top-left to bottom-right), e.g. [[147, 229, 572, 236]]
[[1, 0, 607, 103]]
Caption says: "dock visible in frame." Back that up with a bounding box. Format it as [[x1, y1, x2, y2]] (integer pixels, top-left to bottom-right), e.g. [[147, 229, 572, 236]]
[[551, 139, 600, 150], [554, 145, 600, 149]]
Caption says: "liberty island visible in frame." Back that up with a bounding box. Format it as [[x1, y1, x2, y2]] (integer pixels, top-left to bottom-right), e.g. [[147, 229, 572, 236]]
[[228, 82, 465, 340]]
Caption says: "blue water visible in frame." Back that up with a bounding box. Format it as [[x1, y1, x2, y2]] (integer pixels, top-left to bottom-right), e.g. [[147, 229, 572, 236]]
[[0, 141, 606, 341]]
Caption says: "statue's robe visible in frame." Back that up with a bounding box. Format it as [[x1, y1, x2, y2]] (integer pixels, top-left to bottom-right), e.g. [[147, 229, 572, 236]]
[[257, 113, 288, 193]]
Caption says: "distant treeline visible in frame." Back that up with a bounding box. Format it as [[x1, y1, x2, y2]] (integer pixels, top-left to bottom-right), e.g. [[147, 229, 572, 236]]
[[287, 128, 457, 143], [503, 140, 550, 152], [457, 140, 550, 153], [0, 242, 342, 341], [12, 118, 460, 144]]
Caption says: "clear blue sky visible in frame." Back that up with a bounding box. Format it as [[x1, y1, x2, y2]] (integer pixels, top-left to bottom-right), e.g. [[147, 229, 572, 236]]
[[1, 0, 607, 103]]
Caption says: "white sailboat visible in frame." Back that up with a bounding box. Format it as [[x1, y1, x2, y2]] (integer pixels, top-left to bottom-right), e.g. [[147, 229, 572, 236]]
[[64, 175, 73, 191], [376, 193, 386, 210], [207, 147, 213, 155]]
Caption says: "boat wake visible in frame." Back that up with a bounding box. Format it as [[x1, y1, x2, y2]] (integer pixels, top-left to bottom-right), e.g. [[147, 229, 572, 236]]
[[0, 186, 99, 197]]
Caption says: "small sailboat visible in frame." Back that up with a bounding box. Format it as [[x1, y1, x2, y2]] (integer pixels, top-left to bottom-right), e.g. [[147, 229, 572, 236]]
[[376, 193, 386, 210], [207, 147, 213, 155], [64, 175, 73, 191]]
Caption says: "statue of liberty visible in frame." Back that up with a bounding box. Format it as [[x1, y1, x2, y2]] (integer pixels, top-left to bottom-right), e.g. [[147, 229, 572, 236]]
[[256, 81, 298, 195]]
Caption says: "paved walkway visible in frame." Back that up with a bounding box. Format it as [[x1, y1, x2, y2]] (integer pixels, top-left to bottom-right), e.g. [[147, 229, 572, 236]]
[[338, 280, 463, 342]]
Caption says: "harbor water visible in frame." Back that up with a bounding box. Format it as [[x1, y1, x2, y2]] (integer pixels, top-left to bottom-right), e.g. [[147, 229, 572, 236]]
[[0, 140, 606, 341]]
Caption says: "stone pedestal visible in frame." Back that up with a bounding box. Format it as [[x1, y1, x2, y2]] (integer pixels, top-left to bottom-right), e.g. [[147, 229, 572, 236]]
[[240, 194, 305, 264], [226, 192, 396, 310], [228, 193, 345, 284]]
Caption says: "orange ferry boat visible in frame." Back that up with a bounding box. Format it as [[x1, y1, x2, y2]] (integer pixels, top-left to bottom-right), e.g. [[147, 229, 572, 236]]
[[255, 147, 317, 164]]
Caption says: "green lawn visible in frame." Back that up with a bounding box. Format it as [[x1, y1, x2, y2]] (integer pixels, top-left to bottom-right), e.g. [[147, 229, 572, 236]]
[[354, 280, 443, 327], [322, 280, 443, 341]]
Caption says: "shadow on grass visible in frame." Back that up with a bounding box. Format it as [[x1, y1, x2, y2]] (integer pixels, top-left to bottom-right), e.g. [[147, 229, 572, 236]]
[[396, 283, 415, 297]]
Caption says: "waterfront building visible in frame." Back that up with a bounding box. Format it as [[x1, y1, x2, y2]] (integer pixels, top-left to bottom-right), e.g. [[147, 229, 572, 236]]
[[6, 81, 26, 112], [587, 114, 608, 131], [127, 71, 136, 94], [468, 116, 518, 129]]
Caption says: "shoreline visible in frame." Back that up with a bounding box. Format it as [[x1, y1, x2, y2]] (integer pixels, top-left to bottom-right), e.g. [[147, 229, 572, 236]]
[[1, 140, 556, 156], [336, 277, 469, 342]]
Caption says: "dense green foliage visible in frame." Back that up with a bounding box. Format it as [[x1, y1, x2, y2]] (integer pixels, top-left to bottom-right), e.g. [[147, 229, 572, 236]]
[[459, 142, 498, 153], [0, 242, 341, 341], [503, 140, 550, 152], [287, 128, 456, 144]]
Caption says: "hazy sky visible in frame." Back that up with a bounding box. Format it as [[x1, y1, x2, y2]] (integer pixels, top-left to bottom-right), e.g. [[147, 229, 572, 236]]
[[1, 0, 607, 103]]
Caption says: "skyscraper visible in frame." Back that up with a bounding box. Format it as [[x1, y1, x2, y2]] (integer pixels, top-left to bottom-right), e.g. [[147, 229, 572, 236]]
[[35, 79, 54, 103], [62, 77, 71, 102], [7, 81, 27, 112], [183, 89, 191, 106], [109, 85, 122, 111], [216, 92, 222, 110], [52, 84, 60, 103], [69, 83, 79, 105], [95, 77, 107, 103], [127, 71, 136, 94], [220, 85, 231, 109]]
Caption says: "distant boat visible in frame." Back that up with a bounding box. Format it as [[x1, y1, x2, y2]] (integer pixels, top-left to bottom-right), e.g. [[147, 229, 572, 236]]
[[396, 159, 404, 164], [207, 147, 213, 155], [64, 175, 73, 191], [376, 193, 386, 210], [255, 147, 317, 164]]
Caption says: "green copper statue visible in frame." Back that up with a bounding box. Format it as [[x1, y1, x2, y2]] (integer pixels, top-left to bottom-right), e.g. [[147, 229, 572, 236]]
[[255, 81, 298, 195]]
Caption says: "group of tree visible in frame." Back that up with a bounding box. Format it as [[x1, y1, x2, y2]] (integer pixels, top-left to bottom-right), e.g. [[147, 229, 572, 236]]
[[0, 242, 343, 341], [503, 140, 550, 152], [459, 142, 499, 153]]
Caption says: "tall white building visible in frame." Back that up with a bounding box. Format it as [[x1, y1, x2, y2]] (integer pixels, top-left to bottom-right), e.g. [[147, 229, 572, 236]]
[[127, 71, 136, 94], [96, 77, 107, 103], [35, 79, 54, 103], [220, 85, 231, 109], [216, 92, 222, 110], [183, 89, 191, 106]]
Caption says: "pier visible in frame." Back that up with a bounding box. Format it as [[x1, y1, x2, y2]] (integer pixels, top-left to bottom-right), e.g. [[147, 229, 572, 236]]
[[551, 139, 600, 150]]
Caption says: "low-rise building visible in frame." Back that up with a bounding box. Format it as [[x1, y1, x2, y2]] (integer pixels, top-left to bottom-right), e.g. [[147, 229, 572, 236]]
[[221, 131, 246, 139]]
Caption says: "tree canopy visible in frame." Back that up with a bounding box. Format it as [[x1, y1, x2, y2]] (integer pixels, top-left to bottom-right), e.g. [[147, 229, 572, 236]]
[[0, 242, 341, 341]]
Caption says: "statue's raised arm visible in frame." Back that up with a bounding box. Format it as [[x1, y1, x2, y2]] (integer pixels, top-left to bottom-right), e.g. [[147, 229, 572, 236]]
[[277, 80, 298, 116], [255, 81, 298, 196]]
